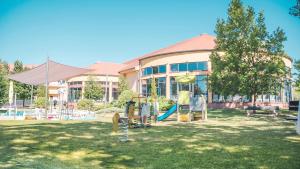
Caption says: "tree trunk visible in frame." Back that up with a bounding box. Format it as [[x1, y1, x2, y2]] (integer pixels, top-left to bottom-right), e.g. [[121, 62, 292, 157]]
[[252, 94, 257, 114], [22, 99, 25, 107]]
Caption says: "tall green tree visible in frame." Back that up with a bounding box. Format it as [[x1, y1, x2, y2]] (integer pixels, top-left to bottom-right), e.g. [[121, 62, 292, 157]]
[[290, 0, 300, 18], [84, 76, 104, 100], [209, 0, 288, 106], [150, 78, 158, 101], [294, 60, 300, 88], [0, 59, 9, 106], [117, 76, 129, 94], [13, 60, 32, 107]]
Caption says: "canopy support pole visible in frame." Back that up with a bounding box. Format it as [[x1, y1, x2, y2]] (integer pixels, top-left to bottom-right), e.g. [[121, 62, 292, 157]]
[[30, 85, 33, 108], [45, 57, 49, 119]]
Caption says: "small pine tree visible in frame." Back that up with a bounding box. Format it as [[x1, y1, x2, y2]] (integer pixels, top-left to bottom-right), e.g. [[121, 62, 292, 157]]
[[150, 78, 158, 102]]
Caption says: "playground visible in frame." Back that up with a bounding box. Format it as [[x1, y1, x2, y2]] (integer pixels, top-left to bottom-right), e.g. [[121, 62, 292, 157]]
[[0, 109, 299, 169]]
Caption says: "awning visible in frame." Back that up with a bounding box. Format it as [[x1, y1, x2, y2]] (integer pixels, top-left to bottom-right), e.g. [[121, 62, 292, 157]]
[[8, 60, 90, 85]]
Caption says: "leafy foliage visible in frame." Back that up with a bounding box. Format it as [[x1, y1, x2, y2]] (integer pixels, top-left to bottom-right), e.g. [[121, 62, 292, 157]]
[[209, 0, 288, 105], [77, 99, 94, 110], [116, 90, 136, 108], [117, 76, 129, 94], [83, 76, 104, 100], [290, 0, 300, 18], [13, 60, 33, 106], [0, 59, 9, 106], [34, 97, 48, 108], [36, 85, 46, 98]]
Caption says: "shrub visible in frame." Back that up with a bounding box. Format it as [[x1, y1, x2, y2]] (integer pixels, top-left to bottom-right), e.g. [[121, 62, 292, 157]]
[[116, 90, 136, 108], [77, 99, 94, 111], [159, 97, 175, 111], [35, 97, 48, 108], [146, 96, 175, 111]]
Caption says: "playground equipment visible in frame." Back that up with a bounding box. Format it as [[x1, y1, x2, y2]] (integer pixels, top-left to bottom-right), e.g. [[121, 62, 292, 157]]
[[175, 74, 207, 122], [126, 96, 152, 128], [157, 104, 177, 121]]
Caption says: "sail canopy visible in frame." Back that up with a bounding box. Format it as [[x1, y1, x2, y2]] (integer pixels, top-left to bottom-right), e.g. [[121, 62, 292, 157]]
[[9, 60, 90, 85]]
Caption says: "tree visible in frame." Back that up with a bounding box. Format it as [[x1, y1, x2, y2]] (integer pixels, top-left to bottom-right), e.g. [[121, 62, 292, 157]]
[[36, 85, 46, 97], [209, 0, 288, 106], [13, 60, 32, 107], [116, 90, 136, 108], [83, 76, 104, 100], [290, 0, 300, 18], [150, 78, 158, 101], [0, 59, 9, 106], [117, 76, 129, 94]]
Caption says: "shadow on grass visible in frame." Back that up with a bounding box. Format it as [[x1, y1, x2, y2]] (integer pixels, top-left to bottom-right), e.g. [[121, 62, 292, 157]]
[[0, 109, 299, 169]]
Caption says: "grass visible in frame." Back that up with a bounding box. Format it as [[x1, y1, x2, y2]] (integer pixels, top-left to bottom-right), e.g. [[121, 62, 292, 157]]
[[0, 109, 299, 169]]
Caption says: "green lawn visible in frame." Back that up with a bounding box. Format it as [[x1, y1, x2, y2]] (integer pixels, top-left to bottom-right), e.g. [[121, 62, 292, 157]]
[[0, 109, 299, 169]]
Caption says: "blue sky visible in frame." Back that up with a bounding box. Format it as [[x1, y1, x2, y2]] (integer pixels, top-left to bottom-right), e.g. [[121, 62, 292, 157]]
[[0, 0, 299, 67]]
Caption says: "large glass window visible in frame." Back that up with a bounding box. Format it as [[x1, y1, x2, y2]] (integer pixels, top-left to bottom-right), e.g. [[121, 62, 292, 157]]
[[169, 75, 207, 101], [153, 66, 159, 74], [157, 77, 166, 96], [112, 88, 118, 100], [179, 63, 187, 71], [159, 65, 166, 73], [143, 65, 166, 76], [171, 62, 208, 72], [171, 64, 179, 72], [68, 87, 82, 102], [143, 69, 147, 76], [142, 78, 166, 97], [170, 77, 177, 100], [194, 75, 207, 96], [197, 62, 208, 70], [188, 62, 197, 72], [146, 67, 153, 75]]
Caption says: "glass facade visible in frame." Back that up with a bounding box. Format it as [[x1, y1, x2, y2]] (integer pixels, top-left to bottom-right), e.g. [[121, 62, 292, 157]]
[[170, 75, 207, 100], [142, 77, 166, 97], [212, 80, 292, 103], [142, 65, 166, 76], [68, 87, 82, 102], [170, 62, 208, 72]]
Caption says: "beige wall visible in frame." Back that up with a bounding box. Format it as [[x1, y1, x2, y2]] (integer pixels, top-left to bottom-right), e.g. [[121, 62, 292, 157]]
[[122, 70, 139, 93]]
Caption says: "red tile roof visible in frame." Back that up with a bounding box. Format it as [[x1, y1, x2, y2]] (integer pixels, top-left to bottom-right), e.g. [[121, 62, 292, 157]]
[[119, 34, 216, 72], [86, 62, 126, 76]]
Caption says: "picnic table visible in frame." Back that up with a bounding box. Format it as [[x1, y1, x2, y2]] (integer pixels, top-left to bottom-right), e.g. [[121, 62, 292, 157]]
[[244, 106, 279, 117]]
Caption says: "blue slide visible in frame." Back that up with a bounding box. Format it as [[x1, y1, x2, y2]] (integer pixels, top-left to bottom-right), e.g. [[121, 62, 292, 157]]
[[157, 104, 177, 121]]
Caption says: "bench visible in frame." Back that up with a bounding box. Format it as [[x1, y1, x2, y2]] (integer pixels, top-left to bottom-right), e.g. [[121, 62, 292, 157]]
[[244, 106, 279, 117]]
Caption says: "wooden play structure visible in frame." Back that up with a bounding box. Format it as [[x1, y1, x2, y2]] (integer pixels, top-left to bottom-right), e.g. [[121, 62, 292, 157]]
[[175, 74, 207, 122]]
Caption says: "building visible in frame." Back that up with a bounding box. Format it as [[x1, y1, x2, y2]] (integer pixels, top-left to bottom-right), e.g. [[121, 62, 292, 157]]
[[119, 34, 293, 108], [67, 62, 125, 103]]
